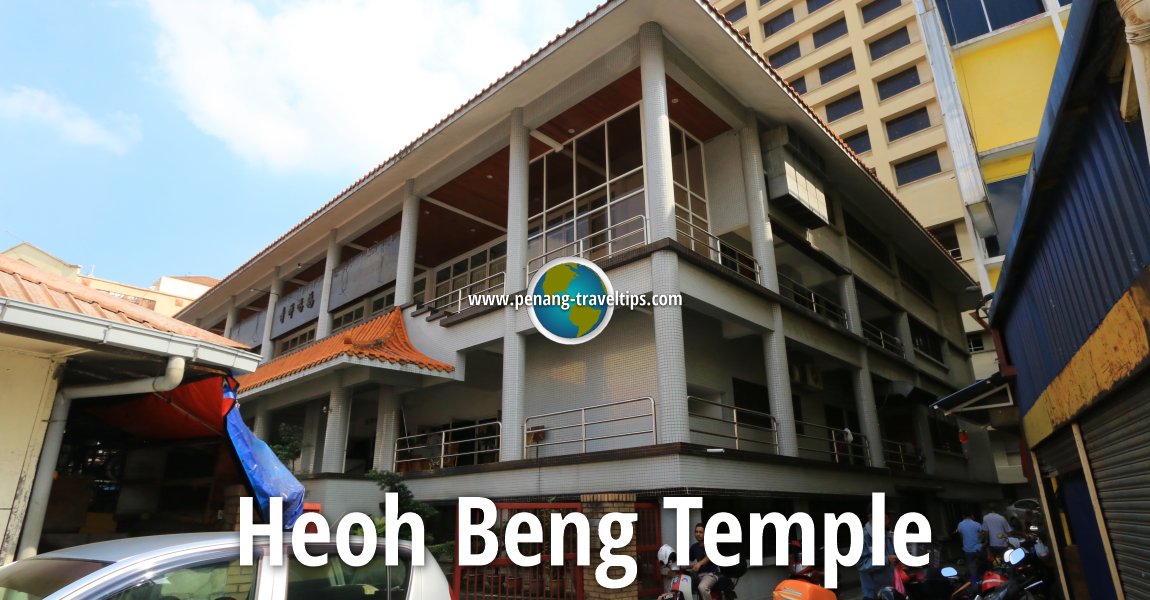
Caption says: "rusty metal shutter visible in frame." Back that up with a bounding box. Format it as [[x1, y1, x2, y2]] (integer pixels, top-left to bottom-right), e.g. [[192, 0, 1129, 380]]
[[1081, 383, 1150, 600], [1034, 426, 1080, 476]]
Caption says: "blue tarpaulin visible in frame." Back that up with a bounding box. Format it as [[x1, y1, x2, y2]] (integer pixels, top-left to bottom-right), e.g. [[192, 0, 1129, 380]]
[[224, 378, 305, 528]]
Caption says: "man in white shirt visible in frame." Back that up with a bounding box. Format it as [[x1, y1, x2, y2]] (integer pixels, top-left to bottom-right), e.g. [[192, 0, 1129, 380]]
[[981, 505, 1013, 559]]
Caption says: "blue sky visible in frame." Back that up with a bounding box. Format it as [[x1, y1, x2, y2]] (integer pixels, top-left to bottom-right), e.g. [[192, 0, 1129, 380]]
[[0, 0, 600, 288]]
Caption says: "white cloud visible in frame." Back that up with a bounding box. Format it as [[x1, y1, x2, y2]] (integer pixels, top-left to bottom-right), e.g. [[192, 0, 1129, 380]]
[[0, 86, 141, 154], [145, 0, 597, 173]]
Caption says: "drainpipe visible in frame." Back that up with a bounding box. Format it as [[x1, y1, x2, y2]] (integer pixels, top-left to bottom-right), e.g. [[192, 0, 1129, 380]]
[[16, 356, 186, 560], [1119, 0, 1150, 163]]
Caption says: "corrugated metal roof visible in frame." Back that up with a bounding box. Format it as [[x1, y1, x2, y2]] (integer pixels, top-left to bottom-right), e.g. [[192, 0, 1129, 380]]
[[0, 254, 246, 349], [236, 308, 453, 391]]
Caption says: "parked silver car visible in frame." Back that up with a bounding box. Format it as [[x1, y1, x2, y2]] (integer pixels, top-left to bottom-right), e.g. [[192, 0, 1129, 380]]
[[0, 533, 450, 600]]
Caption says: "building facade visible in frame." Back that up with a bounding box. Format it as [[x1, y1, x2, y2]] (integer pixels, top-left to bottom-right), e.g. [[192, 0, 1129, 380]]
[[991, 0, 1150, 598], [179, 0, 1005, 594]]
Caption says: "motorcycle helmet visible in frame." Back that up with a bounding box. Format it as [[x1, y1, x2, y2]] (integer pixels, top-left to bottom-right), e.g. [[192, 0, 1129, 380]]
[[658, 544, 676, 566]]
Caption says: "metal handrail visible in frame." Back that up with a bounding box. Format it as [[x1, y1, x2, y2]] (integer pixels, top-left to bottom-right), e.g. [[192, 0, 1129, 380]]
[[675, 217, 760, 283], [862, 320, 905, 354], [687, 396, 778, 452], [425, 270, 506, 314], [795, 420, 871, 466], [882, 439, 924, 472], [523, 397, 656, 457], [778, 274, 848, 327], [395, 421, 502, 470], [526, 214, 648, 278]]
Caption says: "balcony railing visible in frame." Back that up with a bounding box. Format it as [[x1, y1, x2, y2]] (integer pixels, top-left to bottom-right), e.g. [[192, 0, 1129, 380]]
[[394, 421, 501, 472], [688, 396, 778, 454], [882, 439, 924, 472], [523, 397, 656, 458], [795, 420, 871, 466], [425, 271, 505, 314], [526, 215, 648, 279], [778, 274, 848, 327], [862, 320, 905, 354], [676, 217, 760, 283]]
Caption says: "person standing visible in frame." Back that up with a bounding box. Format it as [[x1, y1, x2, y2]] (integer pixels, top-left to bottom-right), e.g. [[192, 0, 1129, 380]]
[[858, 513, 896, 600], [982, 505, 1013, 561], [690, 523, 720, 598], [954, 511, 984, 584]]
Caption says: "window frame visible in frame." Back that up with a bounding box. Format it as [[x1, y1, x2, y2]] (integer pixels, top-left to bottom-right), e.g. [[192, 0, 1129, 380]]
[[763, 9, 797, 37], [819, 53, 856, 85], [825, 91, 864, 122], [885, 106, 932, 142], [813, 18, 849, 48], [724, 1, 749, 22], [770, 42, 803, 67], [843, 129, 872, 154], [894, 151, 943, 186], [861, 0, 902, 23], [876, 66, 921, 100], [868, 27, 911, 61]]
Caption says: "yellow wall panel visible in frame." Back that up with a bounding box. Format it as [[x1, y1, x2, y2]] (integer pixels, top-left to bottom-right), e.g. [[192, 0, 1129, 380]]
[[982, 153, 1033, 183], [955, 24, 1062, 153]]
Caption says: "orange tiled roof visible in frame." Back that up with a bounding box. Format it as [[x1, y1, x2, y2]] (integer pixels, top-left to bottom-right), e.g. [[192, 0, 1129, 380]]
[[236, 308, 453, 391], [0, 254, 247, 348]]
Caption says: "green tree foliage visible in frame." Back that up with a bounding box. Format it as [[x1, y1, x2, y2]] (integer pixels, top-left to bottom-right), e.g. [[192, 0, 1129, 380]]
[[366, 470, 454, 562]]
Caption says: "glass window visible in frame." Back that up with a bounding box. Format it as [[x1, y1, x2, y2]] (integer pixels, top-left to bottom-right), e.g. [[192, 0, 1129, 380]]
[[986, 0, 1044, 30], [288, 551, 411, 600], [825, 91, 863, 121], [894, 151, 942, 185], [607, 106, 642, 179], [844, 211, 890, 266], [106, 559, 256, 600], [807, 0, 835, 12], [967, 332, 986, 353], [575, 124, 607, 195], [724, 2, 749, 22], [937, 0, 990, 44], [869, 27, 911, 60], [813, 18, 848, 48], [877, 66, 921, 100], [764, 9, 796, 36], [0, 558, 108, 600], [984, 234, 1002, 257], [843, 129, 871, 154], [928, 223, 962, 260], [545, 148, 573, 208], [819, 54, 855, 84], [987, 175, 1025, 255], [885, 107, 931, 141], [790, 76, 807, 95], [769, 43, 802, 67], [861, 0, 901, 22]]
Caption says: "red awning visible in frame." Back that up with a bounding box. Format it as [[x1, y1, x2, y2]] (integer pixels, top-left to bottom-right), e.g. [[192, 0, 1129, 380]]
[[84, 377, 232, 440]]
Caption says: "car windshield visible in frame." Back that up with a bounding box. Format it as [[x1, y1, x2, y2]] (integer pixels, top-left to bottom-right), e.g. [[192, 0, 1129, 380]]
[[0, 558, 109, 600]]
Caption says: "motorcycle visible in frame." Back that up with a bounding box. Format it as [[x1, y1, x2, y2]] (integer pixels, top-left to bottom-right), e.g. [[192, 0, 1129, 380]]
[[877, 565, 973, 600], [788, 539, 822, 585], [973, 548, 1049, 600], [657, 544, 744, 600]]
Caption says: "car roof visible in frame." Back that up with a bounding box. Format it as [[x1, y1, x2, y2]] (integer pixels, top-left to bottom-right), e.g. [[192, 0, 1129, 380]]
[[33, 533, 415, 564]]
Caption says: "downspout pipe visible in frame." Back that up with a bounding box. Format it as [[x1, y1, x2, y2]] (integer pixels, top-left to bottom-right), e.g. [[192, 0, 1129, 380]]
[[16, 356, 186, 560]]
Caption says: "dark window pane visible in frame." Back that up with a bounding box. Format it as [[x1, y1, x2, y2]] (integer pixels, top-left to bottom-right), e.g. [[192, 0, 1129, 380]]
[[1059, 0, 1071, 5], [894, 151, 942, 185], [877, 66, 921, 100], [575, 124, 607, 195], [928, 223, 961, 259], [807, 0, 835, 12], [869, 27, 911, 60], [528, 158, 544, 217], [987, 174, 1025, 252], [826, 91, 863, 121], [725, 2, 749, 22], [790, 76, 807, 95], [764, 9, 796, 36], [686, 135, 705, 196], [899, 257, 934, 301], [820, 54, 855, 84], [986, 0, 1044, 29], [670, 127, 687, 187], [886, 107, 931, 141], [545, 145, 574, 207], [984, 234, 1002, 257], [937, 0, 991, 44], [844, 129, 871, 154], [862, 0, 901, 22], [770, 43, 802, 67], [844, 211, 890, 266], [607, 106, 642, 179], [814, 18, 849, 48]]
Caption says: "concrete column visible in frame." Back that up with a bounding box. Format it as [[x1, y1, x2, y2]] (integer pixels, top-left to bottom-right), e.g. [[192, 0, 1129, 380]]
[[652, 252, 689, 444], [321, 379, 350, 473], [739, 108, 779, 292], [395, 181, 420, 305], [500, 107, 531, 462], [316, 231, 341, 339], [896, 311, 916, 362], [252, 401, 270, 440], [1120, 0, 1150, 164], [837, 275, 863, 335], [260, 268, 282, 362], [299, 402, 321, 474], [639, 22, 676, 242], [501, 328, 526, 461], [373, 388, 401, 472], [223, 298, 239, 339], [912, 405, 937, 475], [764, 319, 798, 456], [839, 275, 885, 466]]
